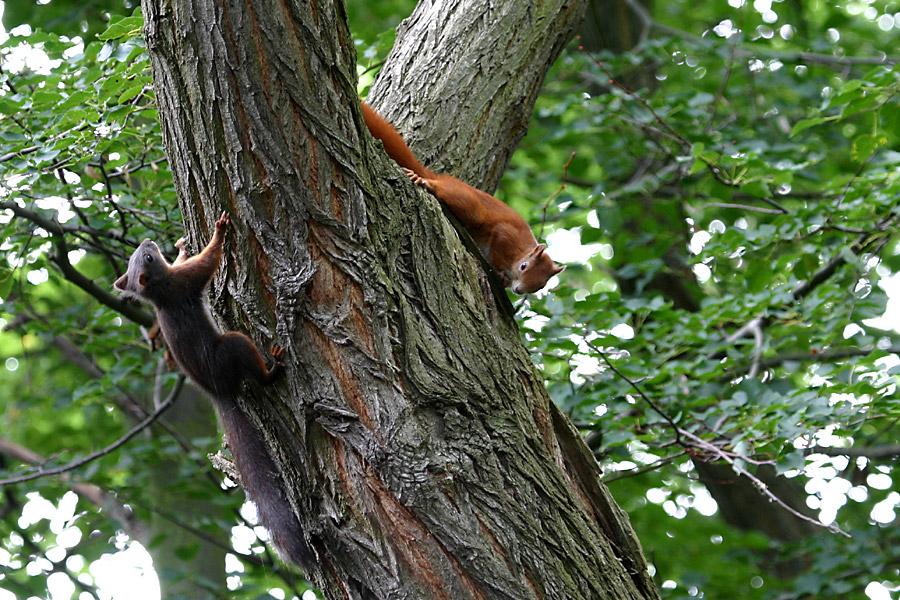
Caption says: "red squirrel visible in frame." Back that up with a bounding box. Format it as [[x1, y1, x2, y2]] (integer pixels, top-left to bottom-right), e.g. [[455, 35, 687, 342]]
[[114, 212, 313, 567], [361, 102, 565, 294]]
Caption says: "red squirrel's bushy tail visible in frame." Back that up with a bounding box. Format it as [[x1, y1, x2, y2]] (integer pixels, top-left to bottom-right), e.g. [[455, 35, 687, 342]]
[[361, 102, 435, 180]]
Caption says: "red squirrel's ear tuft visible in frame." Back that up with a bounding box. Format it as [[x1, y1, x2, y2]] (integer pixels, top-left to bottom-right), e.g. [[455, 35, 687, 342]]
[[113, 274, 128, 291], [534, 243, 546, 257], [553, 264, 566, 275]]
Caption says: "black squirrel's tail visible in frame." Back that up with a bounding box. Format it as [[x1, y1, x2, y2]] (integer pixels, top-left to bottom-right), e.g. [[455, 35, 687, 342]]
[[214, 395, 314, 568]]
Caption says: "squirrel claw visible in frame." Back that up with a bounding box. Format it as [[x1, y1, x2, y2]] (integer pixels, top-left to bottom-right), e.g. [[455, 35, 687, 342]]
[[269, 344, 285, 363], [403, 168, 436, 193], [402, 168, 423, 185], [216, 212, 230, 231]]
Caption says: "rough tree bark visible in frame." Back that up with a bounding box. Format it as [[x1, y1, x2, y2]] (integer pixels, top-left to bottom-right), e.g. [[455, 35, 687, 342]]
[[140, 0, 659, 598]]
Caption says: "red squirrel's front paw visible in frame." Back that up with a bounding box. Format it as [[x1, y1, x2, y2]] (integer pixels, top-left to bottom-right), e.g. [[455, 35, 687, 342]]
[[402, 168, 436, 194], [269, 344, 285, 364], [174, 237, 186, 250], [402, 168, 423, 186]]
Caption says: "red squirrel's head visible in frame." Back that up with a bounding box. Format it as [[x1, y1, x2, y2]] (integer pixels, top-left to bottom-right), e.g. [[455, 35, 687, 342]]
[[509, 244, 565, 294], [113, 239, 170, 302]]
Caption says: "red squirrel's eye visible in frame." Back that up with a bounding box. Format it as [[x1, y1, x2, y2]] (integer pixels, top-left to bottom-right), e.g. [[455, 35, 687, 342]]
[[520, 262, 527, 271], [144, 254, 154, 264]]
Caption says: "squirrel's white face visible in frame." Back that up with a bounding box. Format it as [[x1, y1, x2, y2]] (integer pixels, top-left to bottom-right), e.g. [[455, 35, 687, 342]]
[[113, 239, 166, 301]]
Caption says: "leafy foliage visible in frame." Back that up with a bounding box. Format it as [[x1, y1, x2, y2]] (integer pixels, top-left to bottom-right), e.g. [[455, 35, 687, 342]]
[[2, 0, 900, 599], [508, 4, 900, 599], [0, 11, 313, 600]]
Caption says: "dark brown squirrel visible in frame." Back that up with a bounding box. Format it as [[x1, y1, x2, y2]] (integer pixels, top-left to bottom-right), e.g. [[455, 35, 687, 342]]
[[361, 102, 565, 294], [114, 212, 313, 567]]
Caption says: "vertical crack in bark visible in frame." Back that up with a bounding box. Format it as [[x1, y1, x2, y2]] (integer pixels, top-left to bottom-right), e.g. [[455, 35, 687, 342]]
[[366, 464, 488, 600]]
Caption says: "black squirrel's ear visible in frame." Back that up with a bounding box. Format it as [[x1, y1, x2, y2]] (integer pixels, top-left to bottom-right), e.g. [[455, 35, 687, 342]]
[[138, 272, 149, 288], [113, 274, 128, 291]]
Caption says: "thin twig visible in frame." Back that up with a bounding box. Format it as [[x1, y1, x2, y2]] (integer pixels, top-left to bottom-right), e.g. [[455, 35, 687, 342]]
[[0, 376, 185, 487], [678, 429, 850, 537], [586, 340, 684, 449], [696, 202, 785, 214], [97, 158, 130, 236], [602, 450, 688, 482], [538, 151, 575, 238]]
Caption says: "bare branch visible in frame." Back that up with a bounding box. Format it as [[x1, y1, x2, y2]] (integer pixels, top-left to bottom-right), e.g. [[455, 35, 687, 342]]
[[538, 151, 575, 238], [0, 376, 185, 487], [696, 202, 785, 214], [677, 429, 850, 537], [0, 145, 40, 163], [623, 0, 900, 67], [808, 444, 900, 459], [726, 346, 900, 378], [587, 340, 684, 449], [1, 199, 154, 327], [0, 200, 126, 240], [0, 437, 144, 541], [602, 451, 688, 482], [589, 343, 849, 536]]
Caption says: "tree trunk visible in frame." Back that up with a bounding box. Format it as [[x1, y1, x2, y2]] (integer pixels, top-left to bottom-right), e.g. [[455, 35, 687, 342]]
[[140, 0, 659, 598]]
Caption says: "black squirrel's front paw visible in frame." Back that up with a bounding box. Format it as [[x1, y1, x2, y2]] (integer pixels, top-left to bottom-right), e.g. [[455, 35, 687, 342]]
[[215, 212, 230, 234], [269, 344, 285, 366]]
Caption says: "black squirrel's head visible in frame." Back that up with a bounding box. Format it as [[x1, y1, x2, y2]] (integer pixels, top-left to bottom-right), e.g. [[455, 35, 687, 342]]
[[113, 239, 170, 302]]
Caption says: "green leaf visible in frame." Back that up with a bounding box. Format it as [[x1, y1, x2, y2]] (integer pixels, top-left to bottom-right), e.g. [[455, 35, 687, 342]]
[[791, 117, 825, 136], [98, 15, 144, 40], [739, 179, 770, 198], [851, 133, 887, 162], [117, 83, 144, 104], [31, 90, 62, 108]]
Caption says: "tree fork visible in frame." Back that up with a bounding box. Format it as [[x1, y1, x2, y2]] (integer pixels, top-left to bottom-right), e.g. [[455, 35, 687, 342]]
[[141, 0, 658, 597]]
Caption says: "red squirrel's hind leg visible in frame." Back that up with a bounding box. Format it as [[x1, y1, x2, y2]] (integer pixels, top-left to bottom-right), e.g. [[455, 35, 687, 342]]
[[219, 332, 285, 387]]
